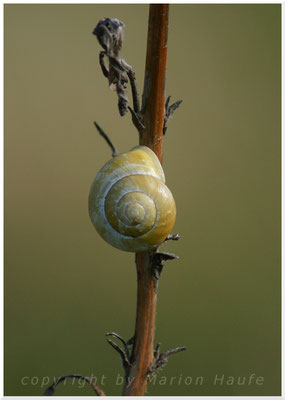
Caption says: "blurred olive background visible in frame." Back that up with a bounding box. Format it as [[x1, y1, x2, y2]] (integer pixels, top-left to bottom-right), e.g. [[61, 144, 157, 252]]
[[4, 4, 281, 396]]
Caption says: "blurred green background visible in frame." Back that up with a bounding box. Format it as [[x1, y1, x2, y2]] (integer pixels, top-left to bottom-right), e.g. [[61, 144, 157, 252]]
[[4, 4, 281, 396]]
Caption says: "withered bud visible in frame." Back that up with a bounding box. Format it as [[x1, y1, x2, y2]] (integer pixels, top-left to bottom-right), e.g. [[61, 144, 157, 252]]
[[93, 18, 124, 57]]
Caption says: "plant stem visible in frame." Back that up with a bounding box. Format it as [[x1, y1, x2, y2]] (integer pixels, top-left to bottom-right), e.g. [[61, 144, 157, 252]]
[[140, 4, 169, 160], [122, 4, 169, 396]]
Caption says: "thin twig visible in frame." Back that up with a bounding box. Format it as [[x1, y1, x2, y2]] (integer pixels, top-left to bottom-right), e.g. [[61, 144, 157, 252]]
[[106, 332, 133, 362], [148, 346, 187, 374], [151, 251, 179, 291], [153, 343, 161, 363], [94, 121, 118, 157], [107, 338, 132, 377], [121, 59, 140, 113], [163, 96, 183, 135], [128, 106, 145, 135], [44, 374, 106, 396], [99, 52, 109, 78], [164, 233, 181, 241], [159, 346, 187, 360]]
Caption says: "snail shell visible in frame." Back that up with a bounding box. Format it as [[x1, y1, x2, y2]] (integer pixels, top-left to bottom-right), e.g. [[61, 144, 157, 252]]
[[88, 145, 176, 252]]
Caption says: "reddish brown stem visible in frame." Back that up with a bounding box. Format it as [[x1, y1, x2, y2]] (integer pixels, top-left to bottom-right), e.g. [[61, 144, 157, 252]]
[[122, 4, 169, 396], [140, 4, 169, 161]]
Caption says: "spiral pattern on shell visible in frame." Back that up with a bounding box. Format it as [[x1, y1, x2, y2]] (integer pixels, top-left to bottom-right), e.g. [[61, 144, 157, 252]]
[[88, 146, 176, 252]]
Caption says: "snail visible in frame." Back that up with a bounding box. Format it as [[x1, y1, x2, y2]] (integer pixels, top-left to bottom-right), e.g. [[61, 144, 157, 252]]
[[88, 145, 176, 252]]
